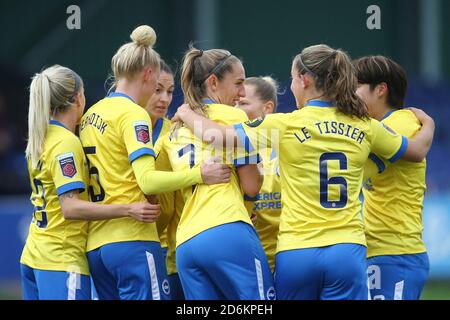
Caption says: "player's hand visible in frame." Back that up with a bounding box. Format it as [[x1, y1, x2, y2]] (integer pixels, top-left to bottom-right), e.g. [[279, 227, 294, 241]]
[[407, 107, 435, 127], [200, 157, 231, 185], [128, 202, 161, 223], [172, 103, 191, 123]]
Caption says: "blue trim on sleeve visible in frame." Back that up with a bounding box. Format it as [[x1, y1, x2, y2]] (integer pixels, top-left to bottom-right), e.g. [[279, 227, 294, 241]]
[[57, 181, 85, 196], [152, 118, 164, 144], [129, 147, 156, 163], [244, 194, 259, 201], [389, 136, 408, 163], [107, 92, 135, 103], [233, 123, 254, 153], [234, 154, 262, 168], [368, 153, 386, 173]]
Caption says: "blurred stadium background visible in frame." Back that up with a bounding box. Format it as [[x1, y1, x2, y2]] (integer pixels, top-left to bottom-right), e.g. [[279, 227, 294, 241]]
[[0, 0, 449, 299]]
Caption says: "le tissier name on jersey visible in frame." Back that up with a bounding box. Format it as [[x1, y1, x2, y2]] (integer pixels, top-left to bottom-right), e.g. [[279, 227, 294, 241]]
[[294, 121, 366, 145]]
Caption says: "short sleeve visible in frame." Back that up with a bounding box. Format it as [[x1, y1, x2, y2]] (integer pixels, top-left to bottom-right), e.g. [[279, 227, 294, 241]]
[[50, 137, 87, 196], [370, 119, 408, 163], [118, 108, 156, 163], [233, 113, 290, 153], [220, 107, 262, 167]]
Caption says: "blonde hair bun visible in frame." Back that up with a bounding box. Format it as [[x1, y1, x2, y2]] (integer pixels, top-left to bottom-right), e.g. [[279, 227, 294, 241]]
[[262, 76, 279, 91], [130, 25, 157, 47]]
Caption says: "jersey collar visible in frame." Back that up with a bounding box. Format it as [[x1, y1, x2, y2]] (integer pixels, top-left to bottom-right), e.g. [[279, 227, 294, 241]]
[[202, 98, 217, 104], [152, 118, 164, 144], [381, 109, 395, 121], [49, 119, 68, 130], [107, 92, 136, 103], [305, 100, 335, 107]]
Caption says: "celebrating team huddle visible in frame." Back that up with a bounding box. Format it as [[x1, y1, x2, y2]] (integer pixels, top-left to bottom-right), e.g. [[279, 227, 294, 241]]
[[20, 25, 434, 300]]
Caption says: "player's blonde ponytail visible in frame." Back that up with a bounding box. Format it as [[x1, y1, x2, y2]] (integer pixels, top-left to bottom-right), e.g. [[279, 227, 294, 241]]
[[111, 25, 160, 82], [26, 65, 82, 168]]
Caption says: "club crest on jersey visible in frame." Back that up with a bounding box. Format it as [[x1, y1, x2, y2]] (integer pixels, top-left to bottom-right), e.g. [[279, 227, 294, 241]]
[[134, 121, 150, 144], [57, 153, 77, 178]]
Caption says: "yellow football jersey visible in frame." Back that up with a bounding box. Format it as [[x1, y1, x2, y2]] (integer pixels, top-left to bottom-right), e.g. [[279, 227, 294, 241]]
[[79, 93, 159, 252], [244, 148, 281, 272], [152, 118, 184, 274], [20, 120, 90, 275], [166, 190, 184, 275], [234, 100, 408, 252], [153, 118, 175, 249], [363, 109, 427, 257], [161, 102, 257, 247]]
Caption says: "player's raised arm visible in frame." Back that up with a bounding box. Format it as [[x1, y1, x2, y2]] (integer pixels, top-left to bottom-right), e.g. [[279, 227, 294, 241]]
[[131, 154, 231, 195], [401, 107, 435, 162], [173, 103, 237, 146]]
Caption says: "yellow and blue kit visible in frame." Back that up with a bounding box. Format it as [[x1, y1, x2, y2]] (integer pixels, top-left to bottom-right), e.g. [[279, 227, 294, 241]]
[[364, 109, 429, 300], [152, 117, 185, 300], [234, 100, 408, 300], [80, 92, 200, 300], [161, 100, 274, 300], [20, 120, 91, 300], [244, 148, 281, 272]]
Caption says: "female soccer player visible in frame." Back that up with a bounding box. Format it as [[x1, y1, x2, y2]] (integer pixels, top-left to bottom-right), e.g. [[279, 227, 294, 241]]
[[145, 59, 175, 257], [354, 55, 429, 300], [160, 46, 275, 300], [172, 44, 435, 300], [145, 59, 185, 300], [237, 76, 281, 272], [21, 65, 161, 300], [79, 26, 231, 300]]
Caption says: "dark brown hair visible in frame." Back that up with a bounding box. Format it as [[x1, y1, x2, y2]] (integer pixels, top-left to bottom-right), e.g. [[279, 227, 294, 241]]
[[353, 55, 407, 108]]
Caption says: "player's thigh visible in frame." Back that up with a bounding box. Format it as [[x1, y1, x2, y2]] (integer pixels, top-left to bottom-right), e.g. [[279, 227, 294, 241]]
[[86, 248, 119, 300], [367, 253, 430, 300], [20, 264, 38, 300], [321, 244, 368, 300], [275, 249, 322, 300], [35, 270, 91, 300], [195, 222, 275, 300], [176, 239, 225, 300], [101, 241, 170, 300]]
